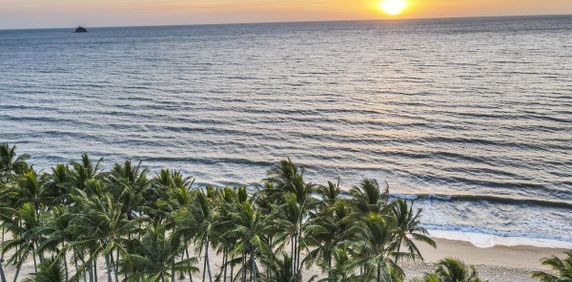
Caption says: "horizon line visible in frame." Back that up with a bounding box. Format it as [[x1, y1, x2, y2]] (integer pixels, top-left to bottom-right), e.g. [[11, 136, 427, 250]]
[[0, 12, 570, 31]]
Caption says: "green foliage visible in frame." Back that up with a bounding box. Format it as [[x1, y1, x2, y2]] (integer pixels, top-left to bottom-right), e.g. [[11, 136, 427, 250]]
[[421, 257, 487, 282], [532, 250, 572, 282], [0, 144, 440, 282], [24, 257, 66, 282]]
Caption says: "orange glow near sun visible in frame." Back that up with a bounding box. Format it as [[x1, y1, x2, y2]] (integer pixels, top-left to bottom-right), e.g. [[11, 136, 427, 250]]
[[379, 0, 407, 15]]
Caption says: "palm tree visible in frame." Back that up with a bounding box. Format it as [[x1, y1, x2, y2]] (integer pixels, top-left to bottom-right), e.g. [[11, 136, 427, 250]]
[[16, 170, 51, 216], [35, 206, 73, 281], [121, 224, 198, 282], [0, 144, 30, 178], [68, 190, 139, 282], [1, 203, 43, 281], [305, 200, 353, 281], [175, 190, 215, 282], [532, 250, 572, 281], [212, 187, 246, 282], [314, 181, 341, 214], [264, 159, 314, 278], [147, 169, 195, 224], [349, 179, 390, 216], [391, 200, 435, 262], [70, 153, 103, 192], [221, 201, 273, 282], [260, 254, 296, 282], [23, 257, 66, 282], [43, 164, 72, 206], [264, 159, 303, 198], [423, 258, 486, 282], [106, 160, 149, 221], [0, 181, 19, 282], [271, 194, 307, 279], [348, 213, 402, 282], [313, 247, 357, 282]]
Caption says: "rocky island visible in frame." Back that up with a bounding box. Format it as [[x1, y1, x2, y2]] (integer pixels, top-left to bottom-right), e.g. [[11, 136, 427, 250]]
[[74, 26, 88, 33]]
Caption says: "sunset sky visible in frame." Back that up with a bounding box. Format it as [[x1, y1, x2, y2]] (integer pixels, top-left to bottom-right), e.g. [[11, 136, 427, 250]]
[[1, 0, 571, 29]]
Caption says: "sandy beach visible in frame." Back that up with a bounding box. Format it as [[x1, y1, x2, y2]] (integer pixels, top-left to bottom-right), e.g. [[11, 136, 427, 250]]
[[1, 237, 565, 281], [401, 238, 566, 281]]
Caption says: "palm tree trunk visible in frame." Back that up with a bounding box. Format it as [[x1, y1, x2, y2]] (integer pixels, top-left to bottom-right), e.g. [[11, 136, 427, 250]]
[[110, 251, 119, 282], [205, 238, 212, 282], [242, 253, 247, 282], [230, 255, 234, 282], [202, 242, 207, 282], [251, 252, 256, 282], [185, 247, 193, 282], [62, 243, 69, 282], [290, 237, 295, 275], [202, 237, 212, 282], [87, 261, 93, 282], [222, 250, 228, 282], [296, 233, 301, 276], [294, 231, 300, 276], [116, 248, 122, 282], [72, 251, 81, 282], [36, 242, 44, 264], [105, 254, 113, 282], [0, 262, 6, 282], [0, 227, 5, 282], [32, 247, 38, 274], [327, 257, 332, 282], [11, 264, 20, 282], [377, 262, 381, 282], [249, 254, 252, 282], [94, 257, 98, 281], [78, 255, 87, 282], [171, 260, 176, 282]]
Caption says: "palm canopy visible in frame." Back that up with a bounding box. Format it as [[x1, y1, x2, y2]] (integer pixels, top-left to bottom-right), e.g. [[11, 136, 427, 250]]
[[0, 144, 444, 282], [423, 257, 487, 282], [16, 170, 51, 212], [348, 213, 403, 281], [1, 202, 44, 279], [0, 144, 30, 177], [532, 251, 572, 282], [391, 200, 436, 261], [349, 179, 391, 215], [23, 257, 66, 282], [304, 199, 353, 275], [70, 153, 103, 190], [217, 200, 274, 281], [120, 224, 197, 282], [106, 160, 150, 220]]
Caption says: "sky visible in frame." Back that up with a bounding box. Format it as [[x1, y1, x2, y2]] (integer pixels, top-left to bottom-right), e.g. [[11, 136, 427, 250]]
[[0, 0, 571, 29]]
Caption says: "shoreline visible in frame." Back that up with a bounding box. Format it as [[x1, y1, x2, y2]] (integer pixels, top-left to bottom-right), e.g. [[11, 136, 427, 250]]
[[428, 229, 572, 249]]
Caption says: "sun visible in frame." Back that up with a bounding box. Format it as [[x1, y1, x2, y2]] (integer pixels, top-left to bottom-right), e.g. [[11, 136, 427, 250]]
[[379, 0, 407, 16]]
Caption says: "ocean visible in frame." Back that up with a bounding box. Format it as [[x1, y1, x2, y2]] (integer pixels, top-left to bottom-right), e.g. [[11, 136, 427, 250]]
[[1, 15, 571, 247]]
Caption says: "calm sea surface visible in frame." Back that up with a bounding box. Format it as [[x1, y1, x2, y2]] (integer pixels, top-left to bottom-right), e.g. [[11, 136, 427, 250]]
[[1, 15, 571, 245]]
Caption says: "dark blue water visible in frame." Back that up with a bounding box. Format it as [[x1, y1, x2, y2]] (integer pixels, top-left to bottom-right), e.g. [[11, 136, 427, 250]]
[[1, 15, 571, 246]]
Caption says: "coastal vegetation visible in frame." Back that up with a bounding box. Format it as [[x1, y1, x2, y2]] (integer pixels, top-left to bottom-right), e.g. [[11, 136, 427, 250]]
[[532, 251, 572, 282], [0, 143, 434, 282], [0, 143, 567, 282], [0, 143, 437, 282], [418, 258, 485, 282]]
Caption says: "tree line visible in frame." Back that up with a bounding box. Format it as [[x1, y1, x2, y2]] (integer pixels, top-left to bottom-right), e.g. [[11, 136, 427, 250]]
[[0, 144, 569, 282]]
